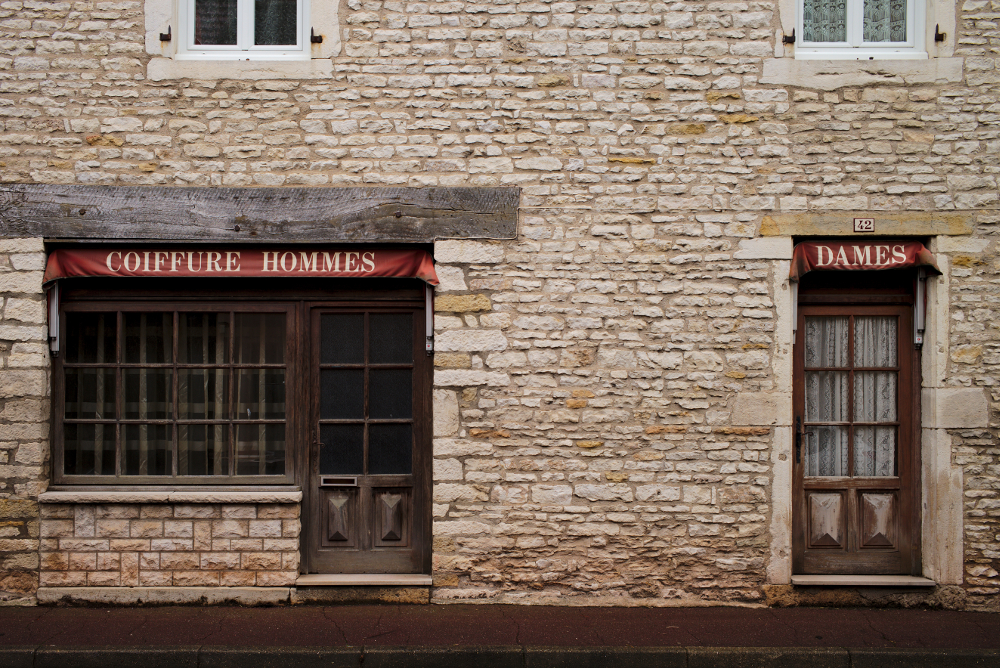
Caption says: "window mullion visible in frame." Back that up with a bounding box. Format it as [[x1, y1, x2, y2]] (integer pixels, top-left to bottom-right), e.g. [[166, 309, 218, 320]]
[[848, 0, 861, 47], [239, 0, 253, 51]]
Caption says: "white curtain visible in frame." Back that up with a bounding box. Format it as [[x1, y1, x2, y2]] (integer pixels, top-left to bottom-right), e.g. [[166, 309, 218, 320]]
[[804, 317, 849, 476], [854, 317, 897, 477]]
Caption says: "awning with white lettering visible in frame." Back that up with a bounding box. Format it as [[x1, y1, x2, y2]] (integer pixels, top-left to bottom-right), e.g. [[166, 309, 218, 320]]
[[43, 248, 439, 285], [789, 241, 941, 282]]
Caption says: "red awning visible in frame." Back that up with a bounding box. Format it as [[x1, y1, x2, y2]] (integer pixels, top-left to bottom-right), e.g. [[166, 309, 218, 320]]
[[44, 248, 438, 285], [789, 241, 941, 282]]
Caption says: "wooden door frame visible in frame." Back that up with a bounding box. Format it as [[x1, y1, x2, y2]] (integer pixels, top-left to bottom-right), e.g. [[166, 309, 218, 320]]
[[299, 299, 432, 576], [792, 290, 922, 576]]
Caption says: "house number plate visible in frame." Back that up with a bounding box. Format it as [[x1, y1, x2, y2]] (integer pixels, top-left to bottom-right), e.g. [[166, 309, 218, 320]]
[[854, 218, 875, 233]]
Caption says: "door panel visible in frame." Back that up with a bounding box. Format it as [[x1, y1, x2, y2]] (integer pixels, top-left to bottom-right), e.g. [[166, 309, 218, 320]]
[[305, 306, 429, 574], [793, 301, 918, 575]]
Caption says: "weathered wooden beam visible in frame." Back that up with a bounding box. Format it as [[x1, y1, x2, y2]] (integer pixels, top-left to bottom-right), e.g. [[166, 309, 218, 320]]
[[0, 185, 519, 242]]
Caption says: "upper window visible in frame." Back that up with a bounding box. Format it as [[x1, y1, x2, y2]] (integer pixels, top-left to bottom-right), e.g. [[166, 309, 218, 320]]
[[796, 0, 927, 59], [177, 0, 309, 59], [57, 304, 292, 485]]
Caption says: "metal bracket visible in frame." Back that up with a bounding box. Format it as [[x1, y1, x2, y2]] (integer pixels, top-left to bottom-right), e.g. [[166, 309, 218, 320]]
[[159, 25, 171, 42], [934, 24, 946, 42], [47, 281, 60, 357], [311, 28, 323, 44], [782, 29, 795, 44], [425, 284, 434, 355]]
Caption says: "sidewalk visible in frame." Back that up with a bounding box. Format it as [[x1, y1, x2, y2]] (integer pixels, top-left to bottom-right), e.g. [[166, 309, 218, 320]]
[[0, 604, 997, 667]]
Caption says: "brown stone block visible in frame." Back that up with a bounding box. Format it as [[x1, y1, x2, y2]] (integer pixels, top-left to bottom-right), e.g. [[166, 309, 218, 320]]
[[163, 520, 194, 538], [256, 571, 296, 586], [96, 552, 121, 571], [60, 539, 109, 551], [139, 552, 160, 570], [173, 504, 219, 519], [0, 569, 38, 596], [242, 552, 281, 570], [211, 520, 249, 538], [40, 571, 87, 586], [68, 552, 97, 571], [281, 519, 301, 537], [193, 522, 212, 550], [150, 538, 193, 551], [109, 539, 149, 551], [221, 505, 256, 519], [229, 538, 263, 551], [435, 294, 492, 313], [173, 570, 220, 586], [201, 552, 240, 570], [130, 520, 164, 538], [249, 520, 282, 538], [257, 504, 299, 519], [646, 425, 688, 434], [139, 571, 171, 586], [220, 570, 255, 587], [434, 353, 471, 368], [0, 499, 38, 519], [120, 552, 139, 586], [87, 571, 120, 586], [0, 552, 39, 570], [40, 504, 74, 519], [140, 505, 174, 519], [281, 552, 300, 570], [96, 505, 140, 519], [262, 538, 298, 551], [40, 519, 74, 537], [160, 553, 200, 570], [96, 519, 130, 537]]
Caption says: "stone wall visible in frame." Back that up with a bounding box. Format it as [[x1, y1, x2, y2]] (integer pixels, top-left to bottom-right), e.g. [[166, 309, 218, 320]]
[[0, 0, 998, 609], [39, 502, 300, 588]]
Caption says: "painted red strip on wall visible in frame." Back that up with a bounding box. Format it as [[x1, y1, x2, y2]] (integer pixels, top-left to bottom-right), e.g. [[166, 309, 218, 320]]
[[44, 248, 439, 286]]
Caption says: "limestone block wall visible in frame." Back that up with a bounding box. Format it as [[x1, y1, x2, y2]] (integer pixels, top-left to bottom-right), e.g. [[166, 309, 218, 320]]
[[0, 0, 997, 610], [39, 503, 300, 588]]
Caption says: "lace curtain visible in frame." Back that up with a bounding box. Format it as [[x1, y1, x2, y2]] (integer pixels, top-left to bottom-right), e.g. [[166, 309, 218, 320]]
[[804, 316, 897, 477], [864, 0, 907, 41], [803, 0, 847, 42], [255, 0, 298, 45], [195, 0, 238, 45]]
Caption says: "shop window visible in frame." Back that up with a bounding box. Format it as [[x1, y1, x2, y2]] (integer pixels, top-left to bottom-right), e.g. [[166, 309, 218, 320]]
[[56, 304, 294, 484], [796, 0, 927, 59]]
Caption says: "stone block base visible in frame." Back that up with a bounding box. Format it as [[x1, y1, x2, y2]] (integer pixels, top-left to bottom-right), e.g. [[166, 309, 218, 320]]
[[37, 586, 292, 606]]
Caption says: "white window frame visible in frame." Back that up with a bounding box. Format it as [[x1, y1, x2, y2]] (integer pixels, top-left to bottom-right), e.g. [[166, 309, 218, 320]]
[[176, 0, 310, 60], [795, 0, 927, 59]]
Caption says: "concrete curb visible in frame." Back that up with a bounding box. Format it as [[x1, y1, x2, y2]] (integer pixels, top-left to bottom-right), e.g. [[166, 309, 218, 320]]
[[0, 646, 998, 668]]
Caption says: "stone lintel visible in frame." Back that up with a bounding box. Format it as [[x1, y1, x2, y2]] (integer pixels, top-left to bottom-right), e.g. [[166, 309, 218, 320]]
[[37, 586, 292, 605], [38, 490, 303, 504], [760, 212, 974, 238], [921, 387, 989, 429]]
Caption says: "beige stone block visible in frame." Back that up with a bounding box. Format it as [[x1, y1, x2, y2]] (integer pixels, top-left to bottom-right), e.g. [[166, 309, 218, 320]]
[[150, 538, 193, 551], [436, 329, 507, 352], [41, 520, 74, 538], [130, 520, 164, 538], [0, 239, 44, 254], [211, 520, 249, 538], [434, 240, 504, 264], [574, 484, 634, 502], [256, 571, 297, 586], [635, 485, 681, 502], [160, 553, 199, 570], [194, 522, 212, 550], [731, 392, 792, 426], [3, 298, 45, 323], [922, 387, 989, 429], [221, 505, 257, 519], [68, 552, 97, 571], [173, 571, 221, 586], [40, 571, 87, 586], [263, 538, 299, 551], [242, 552, 281, 570], [531, 485, 572, 504], [163, 520, 193, 538], [257, 505, 300, 519], [96, 552, 120, 571], [281, 519, 300, 537], [74, 506, 95, 538], [0, 370, 46, 397], [201, 552, 241, 570], [41, 551, 69, 571], [138, 571, 172, 586], [936, 236, 990, 253], [9, 254, 45, 271], [433, 389, 459, 437], [435, 266, 467, 292], [220, 571, 256, 587], [109, 539, 149, 551], [0, 272, 43, 295], [139, 553, 159, 570], [120, 552, 139, 586], [248, 520, 282, 538], [434, 370, 509, 387], [733, 237, 793, 259]]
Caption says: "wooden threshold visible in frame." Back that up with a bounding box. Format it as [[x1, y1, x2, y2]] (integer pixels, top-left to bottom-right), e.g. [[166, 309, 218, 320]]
[[296, 574, 433, 587], [791, 575, 936, 587]]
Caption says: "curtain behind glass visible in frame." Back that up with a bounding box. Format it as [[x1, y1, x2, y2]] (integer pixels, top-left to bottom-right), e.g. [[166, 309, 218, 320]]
[[803, 0, 847, 42], [255, 0, 297, 45], [864, 0, 907, 41], [195, 0, 238, 45], [853, 316, 897, 476]]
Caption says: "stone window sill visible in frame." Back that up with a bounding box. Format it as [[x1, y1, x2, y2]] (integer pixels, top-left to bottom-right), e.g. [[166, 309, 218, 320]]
[[791, 575, 935, 587], [760, 58, 963, 91], [38, 489, 302, 504], [146, 58, 334, 82]]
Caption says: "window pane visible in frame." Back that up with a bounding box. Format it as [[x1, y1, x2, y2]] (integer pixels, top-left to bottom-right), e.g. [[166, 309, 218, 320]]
[[236, 423, 285, 475], [370, 313, 412, 364], [805, 371, 849, 422], [235, 314, 285, 364], [854, 316, 897, 367], [123, 424, 171, 476], [854, 426, 896, 476], [124, 370, 172, 419], [195, 0, 238, 45], [179, 424, 228, 476], [804, 316, 849, 367], [320, 424, 363, 474], [124, 313, 172, 364], [321, 314, 364, 364], [179, 369, 228, 420], [369, 424, 412, 475], [864, 0, 906, 41], [854, 371, 897, 422], [237, 369, 285, 419], [803, 0, 846, 42], [179, 313, 229, 364], [320, 369, 364, 419], [805, 425, 848, 476], [65, 369, 115, 419], [255, 0, 297, 45], [65, 312, 115, 363], [64, 423, 115, 476], [369, 369, 411, 419]]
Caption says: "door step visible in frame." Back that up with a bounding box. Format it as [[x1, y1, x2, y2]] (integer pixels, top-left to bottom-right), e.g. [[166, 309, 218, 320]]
[[791, 575, 935, 587], [296, 574, 433, 586]]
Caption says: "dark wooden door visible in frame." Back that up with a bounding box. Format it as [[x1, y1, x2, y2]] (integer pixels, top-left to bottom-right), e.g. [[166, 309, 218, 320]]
[[305, 305, 430, 574], [793, 303, 919, 575]]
